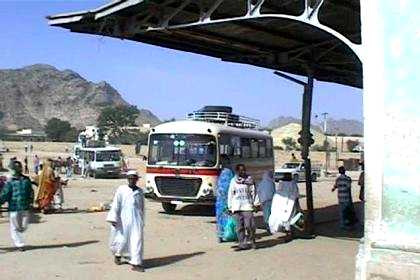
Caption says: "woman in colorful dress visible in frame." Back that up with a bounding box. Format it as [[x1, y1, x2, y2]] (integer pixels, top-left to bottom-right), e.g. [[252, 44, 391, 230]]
[[215, 168, 234, 242], [36, 159, 57, 213]]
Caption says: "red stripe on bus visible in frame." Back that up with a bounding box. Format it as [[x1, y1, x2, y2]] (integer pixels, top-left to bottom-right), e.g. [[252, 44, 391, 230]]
[[146, 167, 219, 176]]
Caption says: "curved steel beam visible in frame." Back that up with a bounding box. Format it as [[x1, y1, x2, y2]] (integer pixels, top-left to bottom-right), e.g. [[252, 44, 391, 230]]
[[146, 13, 362, 63]]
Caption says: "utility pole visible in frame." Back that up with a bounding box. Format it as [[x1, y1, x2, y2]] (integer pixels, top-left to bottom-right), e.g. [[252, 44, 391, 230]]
[[321, 113, 329, 174], [274, 71, 315, 236]]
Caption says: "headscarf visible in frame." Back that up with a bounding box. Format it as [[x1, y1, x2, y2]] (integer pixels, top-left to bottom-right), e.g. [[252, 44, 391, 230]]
[[257, 171, 276, 203], [216, 168, 234, 198], [277, 178, 299, 201], [38, 160, 54, 186]]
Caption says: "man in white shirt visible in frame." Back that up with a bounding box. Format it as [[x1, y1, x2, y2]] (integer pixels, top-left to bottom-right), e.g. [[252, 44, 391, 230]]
[[228, 164, 256, 251]]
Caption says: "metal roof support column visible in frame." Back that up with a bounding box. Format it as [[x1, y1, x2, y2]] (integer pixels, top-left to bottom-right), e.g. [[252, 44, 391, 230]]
[[274, 71, 315, 236], [301, 74, 315, 235]]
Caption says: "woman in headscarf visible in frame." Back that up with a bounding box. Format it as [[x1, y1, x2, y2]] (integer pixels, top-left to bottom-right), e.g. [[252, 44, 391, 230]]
[[215, 167, 234, 242], [257, 171, 276, 233], [36, 159, 57, 213]]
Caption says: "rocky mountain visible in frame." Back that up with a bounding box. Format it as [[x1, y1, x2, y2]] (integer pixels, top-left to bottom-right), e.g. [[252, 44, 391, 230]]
[[0, 64, 160, 130], [323, 118, 363, 136], [267, 116, 363, 136]]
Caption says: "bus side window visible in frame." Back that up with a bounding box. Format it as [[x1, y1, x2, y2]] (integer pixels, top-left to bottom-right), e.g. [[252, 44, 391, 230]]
[[259, 139, 266, 158], [219, 134, 233, 156], [241, 138, 251, 158], [231, 136, 241, 158], [251, 139, 259, 158], [266, 138, 273, 157]]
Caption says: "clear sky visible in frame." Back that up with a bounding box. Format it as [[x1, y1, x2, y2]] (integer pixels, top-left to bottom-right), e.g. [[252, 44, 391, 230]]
[[0, 0, 363, 125]]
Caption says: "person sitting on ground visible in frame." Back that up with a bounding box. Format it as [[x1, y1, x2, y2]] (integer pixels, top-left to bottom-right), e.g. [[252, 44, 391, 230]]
[[228, 164, 256, 251], [0, 161, 34, 251], [332, 166, 357, 230]]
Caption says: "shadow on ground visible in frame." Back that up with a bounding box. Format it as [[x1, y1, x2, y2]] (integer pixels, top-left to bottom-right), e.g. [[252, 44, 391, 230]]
[[146, 251, 205, 268], [117, 252, 205, 269], [0, 240, 99, 253], [314, 202, 364, 240]]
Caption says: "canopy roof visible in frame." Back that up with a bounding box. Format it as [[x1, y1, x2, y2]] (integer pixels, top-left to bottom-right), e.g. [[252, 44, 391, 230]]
[[48, 0, 362, 88]]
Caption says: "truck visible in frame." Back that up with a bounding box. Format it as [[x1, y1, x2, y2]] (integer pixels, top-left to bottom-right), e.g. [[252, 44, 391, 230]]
[[274, 162, 321, 182]]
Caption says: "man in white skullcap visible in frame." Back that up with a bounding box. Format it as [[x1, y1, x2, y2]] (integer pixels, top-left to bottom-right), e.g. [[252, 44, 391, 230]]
[[107, 170, 145, 272]]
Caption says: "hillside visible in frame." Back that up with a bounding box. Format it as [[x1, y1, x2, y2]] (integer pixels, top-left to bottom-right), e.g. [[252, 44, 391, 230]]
[[271, 123, 330, 148], [0, 64, 160, 130], [267, 116, 363, 135]]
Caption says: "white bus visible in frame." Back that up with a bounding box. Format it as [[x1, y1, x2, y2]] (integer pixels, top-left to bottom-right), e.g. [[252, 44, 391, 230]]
[[145, 110, 274, 213], [72, 145, 122, 178]]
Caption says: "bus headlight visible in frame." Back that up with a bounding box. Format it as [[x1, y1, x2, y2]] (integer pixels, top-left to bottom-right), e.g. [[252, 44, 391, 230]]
[[145, 186, 154, 193]]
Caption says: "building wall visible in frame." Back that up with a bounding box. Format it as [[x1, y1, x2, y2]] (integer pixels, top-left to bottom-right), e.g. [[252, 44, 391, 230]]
[[357, 1, 420, 279]]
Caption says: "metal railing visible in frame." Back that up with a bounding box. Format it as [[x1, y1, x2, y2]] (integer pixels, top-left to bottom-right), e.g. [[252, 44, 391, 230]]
[[187, 111, 260, 129]]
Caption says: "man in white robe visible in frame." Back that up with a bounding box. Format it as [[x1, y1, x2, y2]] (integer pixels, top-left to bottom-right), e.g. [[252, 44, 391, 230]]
[[107, 170, 145, 272]]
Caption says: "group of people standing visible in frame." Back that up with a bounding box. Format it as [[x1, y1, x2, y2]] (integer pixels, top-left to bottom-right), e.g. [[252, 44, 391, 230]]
[[216, 164, 302, 251]]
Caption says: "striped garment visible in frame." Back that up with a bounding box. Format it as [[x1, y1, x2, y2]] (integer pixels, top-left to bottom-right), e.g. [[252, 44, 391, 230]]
[[335, 174, 352, 204]]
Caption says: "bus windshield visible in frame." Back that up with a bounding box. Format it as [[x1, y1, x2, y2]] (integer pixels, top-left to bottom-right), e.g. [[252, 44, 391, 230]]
[[148, 134, 217, 167], [96, 150, 121, 162]]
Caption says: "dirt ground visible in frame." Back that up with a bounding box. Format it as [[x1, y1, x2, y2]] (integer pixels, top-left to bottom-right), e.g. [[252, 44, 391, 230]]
[[0, 142, 364, 280]]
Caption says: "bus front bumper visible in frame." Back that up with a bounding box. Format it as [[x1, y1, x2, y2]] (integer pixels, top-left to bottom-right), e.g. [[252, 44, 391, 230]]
[[144, 192, 216, 205]]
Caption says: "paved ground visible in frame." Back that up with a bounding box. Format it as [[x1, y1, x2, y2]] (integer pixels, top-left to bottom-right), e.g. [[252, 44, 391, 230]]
[[0, 142, 364, 280]]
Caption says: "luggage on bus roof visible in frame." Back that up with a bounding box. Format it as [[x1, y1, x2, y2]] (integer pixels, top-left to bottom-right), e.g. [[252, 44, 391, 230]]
[[199, 106, 232, 113]]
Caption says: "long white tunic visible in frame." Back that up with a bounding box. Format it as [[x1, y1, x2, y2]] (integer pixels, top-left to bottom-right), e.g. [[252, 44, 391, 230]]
[[106, 185, 145, 265], [269, 181, 299, 233]]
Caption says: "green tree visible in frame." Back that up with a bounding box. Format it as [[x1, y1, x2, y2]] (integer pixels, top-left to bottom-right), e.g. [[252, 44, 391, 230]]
[[64, 127, 80, 142], [97, 105, 140, 142], [346, 139, 360, 152], [282, 137, 299, 151], [45, 118, 73, 142]]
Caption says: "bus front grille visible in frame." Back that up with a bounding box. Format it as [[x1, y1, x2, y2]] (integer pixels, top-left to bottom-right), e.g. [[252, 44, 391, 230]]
[[155, 177, 202, 197]]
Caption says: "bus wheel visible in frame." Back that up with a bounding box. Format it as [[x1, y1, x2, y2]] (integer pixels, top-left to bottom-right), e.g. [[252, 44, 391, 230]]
[[293, 174, 299, 182], [311, 173, 317, 182], [162, 202, 177, 213]]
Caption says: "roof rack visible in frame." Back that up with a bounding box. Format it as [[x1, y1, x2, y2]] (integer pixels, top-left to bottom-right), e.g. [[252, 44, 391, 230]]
[[187, 111, 260, 129]]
